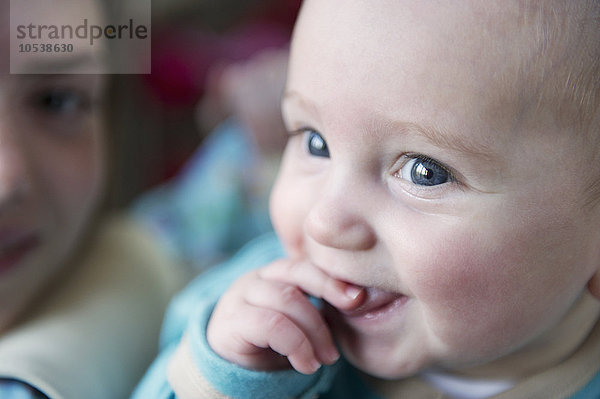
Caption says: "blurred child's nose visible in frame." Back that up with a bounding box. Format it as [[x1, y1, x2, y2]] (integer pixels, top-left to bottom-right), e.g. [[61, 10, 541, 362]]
[[304, 180, 376, 251], [0, 123, 30, 211]]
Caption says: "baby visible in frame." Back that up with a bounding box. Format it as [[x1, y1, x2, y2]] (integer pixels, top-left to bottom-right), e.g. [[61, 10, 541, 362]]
[[134, 0, 600, 398]]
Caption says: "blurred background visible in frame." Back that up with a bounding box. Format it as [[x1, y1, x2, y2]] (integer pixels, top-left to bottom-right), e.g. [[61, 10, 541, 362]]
[[100, 0, 302, 273], [106, 0, 301, 208]]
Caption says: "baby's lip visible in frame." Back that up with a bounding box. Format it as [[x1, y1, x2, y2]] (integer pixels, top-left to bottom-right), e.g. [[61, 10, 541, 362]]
[[339, 286, 405, 317]]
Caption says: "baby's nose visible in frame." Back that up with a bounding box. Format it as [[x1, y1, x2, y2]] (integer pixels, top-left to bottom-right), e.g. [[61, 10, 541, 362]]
[[304, 192, 376, 251]]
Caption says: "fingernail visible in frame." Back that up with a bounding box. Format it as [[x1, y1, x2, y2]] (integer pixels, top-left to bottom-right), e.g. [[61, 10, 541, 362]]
[[326, 347, 340, 364], [310, 359, 322, 373], [345, 284, 363, 300]]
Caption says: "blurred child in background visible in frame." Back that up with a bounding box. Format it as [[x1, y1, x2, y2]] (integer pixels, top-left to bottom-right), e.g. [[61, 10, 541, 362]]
[[0, 0, 177, 397], [133, 1, 297, 273]]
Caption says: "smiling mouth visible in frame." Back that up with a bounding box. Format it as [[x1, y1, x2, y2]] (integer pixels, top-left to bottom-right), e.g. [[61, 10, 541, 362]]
[[338, 287, 407, 320], [0, 233, 40, 274]]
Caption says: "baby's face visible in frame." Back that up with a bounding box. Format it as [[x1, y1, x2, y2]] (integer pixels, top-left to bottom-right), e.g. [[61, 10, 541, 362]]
[[270, 0, 600, 378]]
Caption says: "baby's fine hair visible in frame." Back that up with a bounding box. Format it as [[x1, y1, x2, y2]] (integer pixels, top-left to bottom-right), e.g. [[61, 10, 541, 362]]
[[527, 0, 599, 131], [512, 0, 599, 206]]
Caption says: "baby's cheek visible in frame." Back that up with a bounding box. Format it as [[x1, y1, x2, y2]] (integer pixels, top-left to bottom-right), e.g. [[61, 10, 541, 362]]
[[408, 228, 542, 359], [269, 171, 307, 259]]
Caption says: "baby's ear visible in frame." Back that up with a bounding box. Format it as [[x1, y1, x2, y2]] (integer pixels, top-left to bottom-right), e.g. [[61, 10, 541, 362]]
[[587, 271, 600, 300]]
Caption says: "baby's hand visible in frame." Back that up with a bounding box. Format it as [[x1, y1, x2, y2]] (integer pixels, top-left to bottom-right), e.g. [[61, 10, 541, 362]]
[[206, 259, 365, 374]]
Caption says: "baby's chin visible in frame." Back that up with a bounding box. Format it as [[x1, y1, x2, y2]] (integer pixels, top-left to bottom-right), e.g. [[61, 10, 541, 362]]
[[341, 343, 498, 382], [328, 314, 498, 380], [325, 321, 429, 379], [341, 344, 432, 380]]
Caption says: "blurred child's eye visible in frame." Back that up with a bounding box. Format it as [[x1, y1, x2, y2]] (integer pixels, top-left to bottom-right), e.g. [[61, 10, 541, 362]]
[[34, 89, 91, 115], [398, 156, 453, 186], [22, 85, 99, 137], [305, 130, 329, 158]]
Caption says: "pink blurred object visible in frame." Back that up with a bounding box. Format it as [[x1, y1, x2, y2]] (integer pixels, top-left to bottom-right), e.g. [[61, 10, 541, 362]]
[[145, 0, 301, 106]]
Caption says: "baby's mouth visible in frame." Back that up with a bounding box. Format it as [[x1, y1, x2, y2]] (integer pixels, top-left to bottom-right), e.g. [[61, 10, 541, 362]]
[[338, 286, 407, 319]]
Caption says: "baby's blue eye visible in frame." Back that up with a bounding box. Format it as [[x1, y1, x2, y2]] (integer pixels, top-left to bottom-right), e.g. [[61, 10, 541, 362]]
[[306, 130, 329, 158], [400, 156, 451, 186]]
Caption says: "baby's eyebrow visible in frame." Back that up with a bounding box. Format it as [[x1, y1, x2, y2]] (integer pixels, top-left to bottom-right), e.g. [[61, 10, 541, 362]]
[[389, 120, 501, 164], [282, 90, 323, 129], [284, 90, 500, 164]]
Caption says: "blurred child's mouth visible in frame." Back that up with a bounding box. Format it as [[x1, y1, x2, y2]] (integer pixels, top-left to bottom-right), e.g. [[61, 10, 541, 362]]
[[0, 232, 40, 274], [338, 287, 407, 320]]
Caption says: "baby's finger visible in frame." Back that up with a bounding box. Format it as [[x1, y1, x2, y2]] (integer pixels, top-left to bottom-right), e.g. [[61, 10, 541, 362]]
[[259, 259, 365, 310], [210, 300, 322, 374], [244, 275, 340, 366], [252, 307, 323, 374]]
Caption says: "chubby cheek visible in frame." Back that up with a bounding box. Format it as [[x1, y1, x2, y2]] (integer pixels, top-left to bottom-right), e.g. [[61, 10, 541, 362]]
[[269, 186, 301, 258], [269, 161, 311, 259], [406, 215, 585, 365], [414, 234, 519, 354]]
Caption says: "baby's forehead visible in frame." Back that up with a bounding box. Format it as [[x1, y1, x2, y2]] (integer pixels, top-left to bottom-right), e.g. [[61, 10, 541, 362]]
[[294, 0, 598, 131]]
